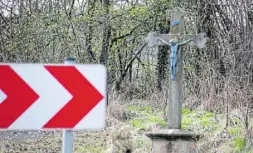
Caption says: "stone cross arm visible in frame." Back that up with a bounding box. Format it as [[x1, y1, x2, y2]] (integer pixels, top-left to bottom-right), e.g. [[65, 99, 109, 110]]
[[145, 32, 208, 49]]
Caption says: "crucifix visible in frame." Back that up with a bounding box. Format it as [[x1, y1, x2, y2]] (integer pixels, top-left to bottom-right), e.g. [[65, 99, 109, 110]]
[[145, 7, 208, 129]]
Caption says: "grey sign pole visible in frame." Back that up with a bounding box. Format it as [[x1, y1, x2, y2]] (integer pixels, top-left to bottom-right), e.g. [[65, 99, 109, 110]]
[[62, 57, 76, 153]]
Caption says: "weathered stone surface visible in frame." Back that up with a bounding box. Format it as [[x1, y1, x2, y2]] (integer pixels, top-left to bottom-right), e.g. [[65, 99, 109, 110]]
[[146, 129, 202, 153]]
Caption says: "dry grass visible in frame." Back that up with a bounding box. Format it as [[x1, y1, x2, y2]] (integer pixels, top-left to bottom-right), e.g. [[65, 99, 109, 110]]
[[0, 97, 253, 153], [0, 100, 151, 153]]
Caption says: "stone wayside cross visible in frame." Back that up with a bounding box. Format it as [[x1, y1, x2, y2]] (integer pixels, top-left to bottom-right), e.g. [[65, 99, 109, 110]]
[[145, 7, 208, 129]]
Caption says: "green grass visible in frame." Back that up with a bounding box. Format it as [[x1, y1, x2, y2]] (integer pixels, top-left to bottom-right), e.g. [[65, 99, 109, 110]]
[[128, 105, 218, 134], [76, 146, 103, 153], [130, 119, 147, 131], [227, 126, 243, 136], [232, 137, 246, 152], [181, 108, 218, 133], [128, 105, 166, 131]]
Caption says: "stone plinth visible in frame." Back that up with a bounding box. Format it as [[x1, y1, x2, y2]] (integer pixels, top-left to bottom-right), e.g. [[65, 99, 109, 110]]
[[145, 129, 202, 153]]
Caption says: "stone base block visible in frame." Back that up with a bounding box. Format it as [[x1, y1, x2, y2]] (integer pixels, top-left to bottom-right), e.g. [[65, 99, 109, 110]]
[[145, 129, 202, 153]]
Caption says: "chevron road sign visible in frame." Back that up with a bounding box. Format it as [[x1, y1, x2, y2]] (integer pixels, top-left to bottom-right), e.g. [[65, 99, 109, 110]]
[[0, 64, 106, 130]]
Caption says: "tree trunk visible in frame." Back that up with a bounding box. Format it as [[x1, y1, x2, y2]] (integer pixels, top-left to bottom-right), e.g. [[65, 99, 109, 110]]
[[156, 21, 169, 91], [85, 0, 96, 62], [100, 0, 111, 65], [100, 0, 110, 105], [19, 0, 24, 17]]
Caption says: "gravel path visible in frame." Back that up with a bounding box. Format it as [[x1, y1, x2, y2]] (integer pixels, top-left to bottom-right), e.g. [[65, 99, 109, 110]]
[[0, 130, 61, 142], [0, 130, 63, 152]]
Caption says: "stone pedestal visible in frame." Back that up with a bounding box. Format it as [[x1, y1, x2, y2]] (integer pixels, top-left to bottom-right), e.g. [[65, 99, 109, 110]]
[[145, 129, 201, 153]]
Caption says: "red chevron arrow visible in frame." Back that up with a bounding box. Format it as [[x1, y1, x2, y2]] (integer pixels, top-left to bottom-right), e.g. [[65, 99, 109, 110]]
[[43, 66, 104, 128], [0, 65, 39, 128]]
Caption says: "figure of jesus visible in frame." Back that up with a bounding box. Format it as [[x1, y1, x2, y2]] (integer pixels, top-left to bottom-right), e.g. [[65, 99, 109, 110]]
[[169, 39, 192, 80], [153, 32, 208, 80]]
